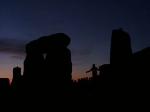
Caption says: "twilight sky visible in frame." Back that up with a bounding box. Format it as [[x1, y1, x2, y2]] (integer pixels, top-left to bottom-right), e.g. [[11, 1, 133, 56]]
[[0, 0, 150, 80]]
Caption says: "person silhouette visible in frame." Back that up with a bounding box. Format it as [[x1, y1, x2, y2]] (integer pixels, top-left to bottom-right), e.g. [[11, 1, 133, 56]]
[[86, 64, 98, 78]]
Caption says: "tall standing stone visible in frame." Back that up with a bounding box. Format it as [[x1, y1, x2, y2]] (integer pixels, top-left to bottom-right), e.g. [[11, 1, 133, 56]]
[[110, 28, 132, 65], [23, 33, 72, 95]]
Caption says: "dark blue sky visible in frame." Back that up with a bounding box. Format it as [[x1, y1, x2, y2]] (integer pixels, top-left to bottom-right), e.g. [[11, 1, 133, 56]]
[[0, 0, 150, 80]]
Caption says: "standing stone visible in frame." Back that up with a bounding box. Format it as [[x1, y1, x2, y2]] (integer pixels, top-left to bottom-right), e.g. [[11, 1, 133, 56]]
[[44, 33, 72, 90], [110, 28, 132, 65], [23, 33, 72, 95], [23, 40, 45, 89]]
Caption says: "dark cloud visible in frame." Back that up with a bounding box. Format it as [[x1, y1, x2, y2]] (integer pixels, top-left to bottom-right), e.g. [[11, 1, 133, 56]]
[[11, 55, 25, 60], [71, 48, 94, 66], [72, 48, 93, 58], [0, 38, 26, 57]]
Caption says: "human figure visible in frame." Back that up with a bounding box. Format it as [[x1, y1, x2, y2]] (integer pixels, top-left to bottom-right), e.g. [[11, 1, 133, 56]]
[[86, 64, 98, 78]]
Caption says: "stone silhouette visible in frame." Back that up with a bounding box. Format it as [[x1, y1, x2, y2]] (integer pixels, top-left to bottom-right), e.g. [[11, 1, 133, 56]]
[[132, 47, 150, 78], [11, 66, 22, 95], [23, 33, 72, 95], [110, 28, 132, 65], [109, 28, 133, 85], [132, 47, 150, 91], [0, 29, 149, 106], [0, 78, 10, 97], [99, 64, 112, 82]]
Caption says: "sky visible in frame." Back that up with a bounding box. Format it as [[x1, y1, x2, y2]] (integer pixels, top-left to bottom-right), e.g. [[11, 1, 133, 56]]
[[0, 0, 150, 81]]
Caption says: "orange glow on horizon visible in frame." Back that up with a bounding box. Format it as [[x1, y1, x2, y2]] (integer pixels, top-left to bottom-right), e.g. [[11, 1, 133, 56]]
[[0, 64, 90, 83]]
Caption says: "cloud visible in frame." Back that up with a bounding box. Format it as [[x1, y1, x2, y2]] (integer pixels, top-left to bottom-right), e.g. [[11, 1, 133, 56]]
[[71, 47, 94, 66], [0, 38, 26, 58], [11, 55, 25, 60], [72, 48, 93, 57]]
